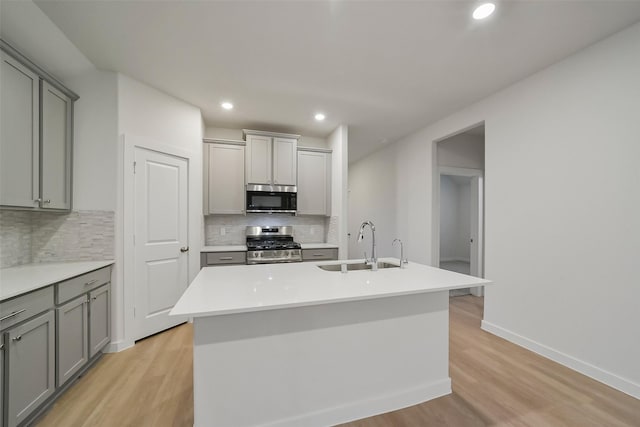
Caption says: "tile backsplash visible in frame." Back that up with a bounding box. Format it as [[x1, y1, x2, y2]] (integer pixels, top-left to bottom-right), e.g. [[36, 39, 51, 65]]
[[0, 210, 115, 268], [205, 214, 332, 245]]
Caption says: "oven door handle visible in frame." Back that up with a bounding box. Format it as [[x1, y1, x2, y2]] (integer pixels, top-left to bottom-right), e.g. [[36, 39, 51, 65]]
[[246, 209, 297, 214]]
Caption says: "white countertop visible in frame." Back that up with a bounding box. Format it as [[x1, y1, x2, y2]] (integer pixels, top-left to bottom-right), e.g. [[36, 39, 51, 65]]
[[0, 260, 114, 301], [300, 243, 339, 249], [202, 245, 247, 252], [171, 258, 490, 317]]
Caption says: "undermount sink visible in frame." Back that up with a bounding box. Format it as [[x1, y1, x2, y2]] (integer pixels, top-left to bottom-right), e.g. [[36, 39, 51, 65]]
[[317, 262, 399, 272]]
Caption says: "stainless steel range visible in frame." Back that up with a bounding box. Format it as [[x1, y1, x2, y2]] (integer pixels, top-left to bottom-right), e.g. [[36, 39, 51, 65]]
[[246, 226, 302, 264]]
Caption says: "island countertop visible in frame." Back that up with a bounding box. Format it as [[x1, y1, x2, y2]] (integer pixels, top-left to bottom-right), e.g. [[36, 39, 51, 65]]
[[171, 258, 490, 317]]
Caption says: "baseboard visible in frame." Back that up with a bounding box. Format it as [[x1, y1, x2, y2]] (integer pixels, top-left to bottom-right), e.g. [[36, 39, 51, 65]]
[[256, 378, 452, 427], [481, 320, 640, 399], [105, 339, 135, 353]]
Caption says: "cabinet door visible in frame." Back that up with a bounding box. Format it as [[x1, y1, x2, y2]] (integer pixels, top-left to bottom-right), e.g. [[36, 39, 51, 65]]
[[6, 310, 55, 427], [206, 143, 245, 214], [56, 295, 88, 386], [89, 284, 111, 358], [0, 52, 40, 208], [273, 138, 297, 186], [297, 151, 330, 215], [41, 81, 72, 210], [245, 135, 272, 185]]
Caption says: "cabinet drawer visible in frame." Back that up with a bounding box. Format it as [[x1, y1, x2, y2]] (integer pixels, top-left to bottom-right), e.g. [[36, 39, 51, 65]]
[[0, 287, 54, 331], [202, 251, 246, 266], [56, 266, 112, 304], [302, 248, 338, 261]]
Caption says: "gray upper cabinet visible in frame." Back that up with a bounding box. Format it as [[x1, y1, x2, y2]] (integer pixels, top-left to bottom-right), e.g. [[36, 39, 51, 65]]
[[0, 41, 77, 212], [244, 130, 299, 186], [203, 140, 246, 215], [245, 134, 272, 185], [272, 138, 297, 186], [0, 52, 40, 209], [41, 82, 72, 210], [5, 310, 55, 427], [297, 149, 331, 216]]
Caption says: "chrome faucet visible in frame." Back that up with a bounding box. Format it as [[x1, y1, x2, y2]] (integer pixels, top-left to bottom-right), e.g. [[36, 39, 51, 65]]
[[357, 220, 377, 271], [393, 238, 408, 268]]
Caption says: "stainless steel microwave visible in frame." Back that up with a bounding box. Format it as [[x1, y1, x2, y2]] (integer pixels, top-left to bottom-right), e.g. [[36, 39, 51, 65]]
[[246, 184, 297, 214]]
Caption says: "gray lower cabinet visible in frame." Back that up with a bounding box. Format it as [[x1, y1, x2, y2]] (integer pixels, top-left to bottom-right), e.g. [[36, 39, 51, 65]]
[[302, 248, 339, 261], [5, 310, 55, 427], [201, 251, 246, 267], [1, 338, 5, 427], [0, 265, 112, 426], [56, 295, 89, 387], [89, 285, 111, 358]]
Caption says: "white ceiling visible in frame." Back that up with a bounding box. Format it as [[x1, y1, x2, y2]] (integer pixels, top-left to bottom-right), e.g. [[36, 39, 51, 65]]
[[33, 1, 640, 162]]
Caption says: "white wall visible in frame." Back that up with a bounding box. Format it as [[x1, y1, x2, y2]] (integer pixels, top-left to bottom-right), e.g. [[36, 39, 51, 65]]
[[348, 143, 397, 260], [327, 125, 349, 258], [439, 176, 471, 262], [349, 22, 640, 397], [438, 133, 484, 170], [456, 180, 471, 261], [67, 70, 119, 211], [439, 176, 457, 261], [204, 126, 328, 148], [116, 74, 203, 349]]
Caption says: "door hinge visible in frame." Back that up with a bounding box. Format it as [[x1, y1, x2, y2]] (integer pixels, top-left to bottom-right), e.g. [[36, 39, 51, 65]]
[[133, 161, 137, 174]]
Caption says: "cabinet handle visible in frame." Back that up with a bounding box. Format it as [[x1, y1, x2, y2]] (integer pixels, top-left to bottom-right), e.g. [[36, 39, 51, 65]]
[[34, 198, 42, 203], [43, 199, 51, 204], [12, 335, 22, 342], [92, 296, 98, 301], [0, 309, 26, 322], [85, 279, 98, 286], [312, 253, 325, 257], [219, 256, 233, 261], [0, 343, 4, 350], [180, 246, 190, 253]]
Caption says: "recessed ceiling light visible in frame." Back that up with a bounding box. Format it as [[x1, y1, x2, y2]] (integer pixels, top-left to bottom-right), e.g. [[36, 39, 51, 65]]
[[221, 102, 233, 110], [473, 3, 495, 20], [314, 113, 326, 121]]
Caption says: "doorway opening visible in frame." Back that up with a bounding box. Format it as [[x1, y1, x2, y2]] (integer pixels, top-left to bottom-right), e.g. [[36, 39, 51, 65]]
[[433, 123, 485, 297]]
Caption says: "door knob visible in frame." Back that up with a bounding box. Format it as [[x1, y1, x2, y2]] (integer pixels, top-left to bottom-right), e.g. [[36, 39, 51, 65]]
[[180, 246, 189, 253]]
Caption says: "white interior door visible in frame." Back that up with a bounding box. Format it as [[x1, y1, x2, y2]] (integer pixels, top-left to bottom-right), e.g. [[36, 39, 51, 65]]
[[134, 146, 189, 340]]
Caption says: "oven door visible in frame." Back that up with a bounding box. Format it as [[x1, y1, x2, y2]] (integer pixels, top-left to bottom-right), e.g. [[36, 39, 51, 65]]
[[246, 186, 296, 214]]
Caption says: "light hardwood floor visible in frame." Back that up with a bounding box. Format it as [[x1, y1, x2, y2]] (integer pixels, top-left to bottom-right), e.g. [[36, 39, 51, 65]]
[[35, 296, 640, 427]]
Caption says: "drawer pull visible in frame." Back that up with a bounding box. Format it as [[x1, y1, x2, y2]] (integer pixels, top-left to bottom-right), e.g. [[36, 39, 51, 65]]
[[85, 279, 98, 286], [312, 253, 325, 257], [13, 335, 22, 342], [0, 309, 26, 322], [219, 257, 234, 261]]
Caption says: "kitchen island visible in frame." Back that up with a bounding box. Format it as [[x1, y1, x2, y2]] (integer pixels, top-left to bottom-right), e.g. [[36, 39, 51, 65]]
[[171, 258, 489, 427]]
